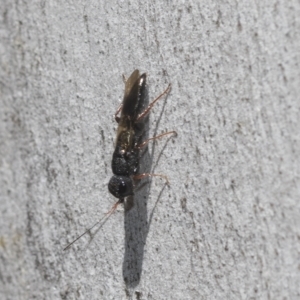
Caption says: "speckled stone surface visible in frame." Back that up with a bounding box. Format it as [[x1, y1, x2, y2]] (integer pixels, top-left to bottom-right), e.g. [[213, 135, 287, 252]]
[[1, 1, 300, 299]]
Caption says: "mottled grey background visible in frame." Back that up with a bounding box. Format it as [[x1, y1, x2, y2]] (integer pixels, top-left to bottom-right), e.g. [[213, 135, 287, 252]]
[[1, 1, 300, 299]]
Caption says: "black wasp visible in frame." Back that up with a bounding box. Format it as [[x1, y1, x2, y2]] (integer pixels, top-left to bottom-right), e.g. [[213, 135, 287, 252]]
[[64, 70, 176, 250]]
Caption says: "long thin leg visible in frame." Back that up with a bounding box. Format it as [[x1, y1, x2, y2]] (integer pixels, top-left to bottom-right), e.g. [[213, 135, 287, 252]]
[[136, 83, 171, 122], [137, 131, 177, 149], [114, 74, 127, 122], [114, 104, 123, 123], [133, 173, 169, 184]]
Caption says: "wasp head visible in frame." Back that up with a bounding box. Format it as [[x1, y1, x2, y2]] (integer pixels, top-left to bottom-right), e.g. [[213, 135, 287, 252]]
[[108, 175, 134, 199]]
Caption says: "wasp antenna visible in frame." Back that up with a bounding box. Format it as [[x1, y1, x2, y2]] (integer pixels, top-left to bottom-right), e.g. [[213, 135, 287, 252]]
[[63, 200, 122, 251], [63, 217, 106, 251]]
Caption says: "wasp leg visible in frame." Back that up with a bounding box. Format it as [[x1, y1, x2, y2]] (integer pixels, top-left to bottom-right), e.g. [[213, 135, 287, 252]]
[[122, 74, 127, 83], [105, 199, 123, 214], [114, 103, 123, 123], [137, 131, 177, 149], [133, 173, 169, 185], [136, 83, 171, 122]]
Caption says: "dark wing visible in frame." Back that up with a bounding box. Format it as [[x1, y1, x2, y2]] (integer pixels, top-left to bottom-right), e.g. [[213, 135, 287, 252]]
[[121, 70, 146, 119], [123, 69, 140, 100], [115, 70, 146, 150]]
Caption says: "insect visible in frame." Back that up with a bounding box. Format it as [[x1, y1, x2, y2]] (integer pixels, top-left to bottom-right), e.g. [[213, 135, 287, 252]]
[[64, 70, 176, 250]]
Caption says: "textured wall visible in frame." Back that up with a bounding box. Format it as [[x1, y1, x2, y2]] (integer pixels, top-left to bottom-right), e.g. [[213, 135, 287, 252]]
[[1, 1, 300, 299]]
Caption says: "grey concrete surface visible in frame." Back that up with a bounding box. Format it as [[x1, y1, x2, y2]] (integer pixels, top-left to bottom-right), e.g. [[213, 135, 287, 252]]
[[1, 1, 300, 299]]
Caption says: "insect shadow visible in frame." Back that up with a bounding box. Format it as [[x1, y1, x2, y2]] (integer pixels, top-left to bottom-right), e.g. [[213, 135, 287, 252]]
[[122, 74, 173, 289]]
